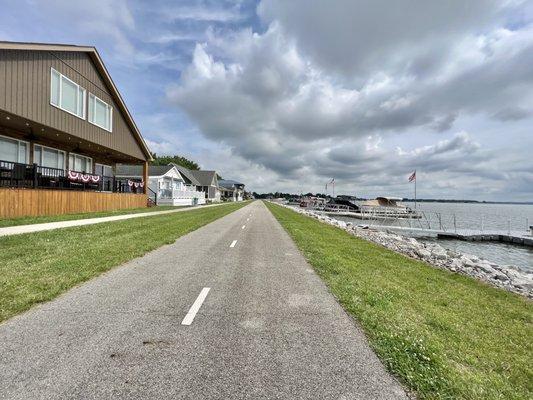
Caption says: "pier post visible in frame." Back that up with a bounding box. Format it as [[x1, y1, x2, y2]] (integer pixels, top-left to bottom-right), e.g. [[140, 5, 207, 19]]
[[453, 214, 456, 233], [481, 215, 484, 233]]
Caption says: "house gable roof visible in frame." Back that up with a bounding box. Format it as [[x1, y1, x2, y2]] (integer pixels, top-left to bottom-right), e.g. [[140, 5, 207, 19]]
[[219, 179, 245, 189], [170, 163, 201, 186], [191, 170, 218, 187], [0, 41, 152, 161]]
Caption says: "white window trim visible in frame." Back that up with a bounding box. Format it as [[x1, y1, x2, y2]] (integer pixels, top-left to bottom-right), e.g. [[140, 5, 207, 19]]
[[0, 134, 30, 164], [50, 68, 86, 120], [88, 93, 113, 132], [69, 152, 93, 173], [33, 143, 66, 170]]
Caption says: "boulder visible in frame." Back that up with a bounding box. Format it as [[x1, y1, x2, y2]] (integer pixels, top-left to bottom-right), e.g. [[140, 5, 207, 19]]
[[432, 247, 448, 260], [476, 261, 497, 275], [416, 249, 432, 259], [512, 278, 533, 291], [492, 270, 510, 282]]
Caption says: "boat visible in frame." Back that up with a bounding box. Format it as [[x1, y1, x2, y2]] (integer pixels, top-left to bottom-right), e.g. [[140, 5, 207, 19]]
[[322, 196, 420, 219], [326, 197, 359, 212], [359, 197, 419, 218]]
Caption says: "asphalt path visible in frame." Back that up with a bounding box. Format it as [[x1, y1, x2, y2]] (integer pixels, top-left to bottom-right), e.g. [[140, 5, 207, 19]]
[[0, 201, 408, 399]]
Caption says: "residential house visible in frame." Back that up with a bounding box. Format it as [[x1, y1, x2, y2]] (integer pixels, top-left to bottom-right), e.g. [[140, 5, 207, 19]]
[[218, 179, 245, 202], [171, 163, 202, 189], [170, 163, 221, 203], [191, 170, 221, 203], [116, 164, 205, 206], [0, 41, 152, 218]]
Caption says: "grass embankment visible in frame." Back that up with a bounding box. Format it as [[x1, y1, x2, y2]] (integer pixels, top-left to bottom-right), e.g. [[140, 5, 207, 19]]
[[0, 205, 182, 228], [0, 202, 247, 323], [266, 202, 532, 400]]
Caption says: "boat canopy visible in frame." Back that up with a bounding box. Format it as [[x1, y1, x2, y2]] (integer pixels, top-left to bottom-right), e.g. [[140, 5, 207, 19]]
[[363, 196, 405, 207], [376, 196, 403, 202]]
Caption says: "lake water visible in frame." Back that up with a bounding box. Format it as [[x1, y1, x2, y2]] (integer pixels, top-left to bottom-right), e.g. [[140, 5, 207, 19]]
[[421, 237, 533, 271], [334, 202, 533, 272], [403, 202, 533, 234]]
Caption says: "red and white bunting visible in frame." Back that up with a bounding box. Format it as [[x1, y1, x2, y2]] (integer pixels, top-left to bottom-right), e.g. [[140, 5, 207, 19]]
[[68, 170, 101, 184]]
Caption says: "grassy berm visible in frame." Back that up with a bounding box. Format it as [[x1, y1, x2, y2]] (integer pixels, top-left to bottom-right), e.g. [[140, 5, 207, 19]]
[[266, 202, 532, 400]]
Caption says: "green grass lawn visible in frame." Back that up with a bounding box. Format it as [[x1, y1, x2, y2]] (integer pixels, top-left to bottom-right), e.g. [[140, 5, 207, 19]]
[[0, 205, 185, 228], [266, 202, 532, 400], [0, 202, 247, 323]]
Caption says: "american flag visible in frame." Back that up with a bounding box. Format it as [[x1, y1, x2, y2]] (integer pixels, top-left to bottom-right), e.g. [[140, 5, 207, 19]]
[[408, 171, 416, 182]]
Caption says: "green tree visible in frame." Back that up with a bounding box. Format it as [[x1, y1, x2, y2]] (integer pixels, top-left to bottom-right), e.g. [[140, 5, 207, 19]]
[[151, 154, 200, 170]]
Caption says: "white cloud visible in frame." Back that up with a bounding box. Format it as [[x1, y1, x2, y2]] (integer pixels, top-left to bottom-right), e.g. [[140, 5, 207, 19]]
[[166, 0, 533, 200], [161, 6, 244, 22]]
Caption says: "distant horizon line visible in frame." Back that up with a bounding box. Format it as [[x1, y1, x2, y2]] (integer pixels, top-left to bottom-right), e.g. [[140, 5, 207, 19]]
[[252, 192, 533, 205]]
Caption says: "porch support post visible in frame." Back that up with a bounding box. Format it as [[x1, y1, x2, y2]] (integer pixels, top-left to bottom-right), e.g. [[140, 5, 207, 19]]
[[142, 161, 148, 195]]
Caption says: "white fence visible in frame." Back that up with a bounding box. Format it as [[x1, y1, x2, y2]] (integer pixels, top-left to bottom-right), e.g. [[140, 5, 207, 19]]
[[159, 188, 205, 200]]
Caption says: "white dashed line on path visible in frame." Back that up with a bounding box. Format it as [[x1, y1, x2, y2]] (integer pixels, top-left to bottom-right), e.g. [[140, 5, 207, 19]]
[[230, 240, 237, 248], [181, 288, 211, 326]]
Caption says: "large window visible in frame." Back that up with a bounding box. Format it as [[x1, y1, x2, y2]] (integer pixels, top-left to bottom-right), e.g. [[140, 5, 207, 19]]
[[95, 163, 113, 177], [88, 93, 113, 132], [0, 135, 29, 164], [69, 153, 92, 173], [50, 68, 86, 119], [34, 144, 66, 170]]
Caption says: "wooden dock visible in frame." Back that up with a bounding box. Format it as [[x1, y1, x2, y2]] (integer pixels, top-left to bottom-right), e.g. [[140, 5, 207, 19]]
[[437, 232, 533, 247]]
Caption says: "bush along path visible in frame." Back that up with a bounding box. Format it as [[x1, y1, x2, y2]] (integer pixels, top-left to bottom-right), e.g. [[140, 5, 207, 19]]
[[266, 202, 533, 400]]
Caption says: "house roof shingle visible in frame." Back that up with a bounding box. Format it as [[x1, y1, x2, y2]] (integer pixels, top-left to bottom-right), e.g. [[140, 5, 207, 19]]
[[170, 164, 201, 186], [218, 179, 245, 189], [191, 170, 217, 187]]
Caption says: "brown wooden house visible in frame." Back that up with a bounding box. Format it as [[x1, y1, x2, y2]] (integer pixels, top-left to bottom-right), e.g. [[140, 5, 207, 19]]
[[0, 41, 153, 218]]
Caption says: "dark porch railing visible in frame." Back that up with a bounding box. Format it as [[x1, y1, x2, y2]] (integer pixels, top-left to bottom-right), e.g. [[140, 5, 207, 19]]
[[0, 160, 144, 194]]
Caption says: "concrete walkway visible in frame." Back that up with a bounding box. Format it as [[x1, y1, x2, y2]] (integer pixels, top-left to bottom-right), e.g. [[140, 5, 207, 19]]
[[0, 201, 407, 399], [0, 202, 226, 237]]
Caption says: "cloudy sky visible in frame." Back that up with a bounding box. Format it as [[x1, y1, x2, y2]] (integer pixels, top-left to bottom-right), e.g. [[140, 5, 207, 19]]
[[1, 0, 532, 201]]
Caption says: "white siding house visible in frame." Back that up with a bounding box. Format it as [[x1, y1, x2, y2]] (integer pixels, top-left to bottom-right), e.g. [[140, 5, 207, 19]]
[[171, 164, 222, 203], [116, 165, 205, 206], [218, 179, 245, 202]]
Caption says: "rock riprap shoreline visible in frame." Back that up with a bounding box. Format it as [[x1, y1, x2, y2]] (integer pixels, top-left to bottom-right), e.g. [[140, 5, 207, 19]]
[[281, 204, 533, 299]]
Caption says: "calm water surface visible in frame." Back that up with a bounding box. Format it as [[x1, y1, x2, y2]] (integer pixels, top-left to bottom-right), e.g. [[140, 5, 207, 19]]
[[421, 237, 533, 272], [334, 202, 533, 271], [404, 202, 533, 233]]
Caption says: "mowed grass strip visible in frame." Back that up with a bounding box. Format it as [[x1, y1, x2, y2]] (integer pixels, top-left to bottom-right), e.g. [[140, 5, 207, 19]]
[[0, 202, 247, 323], [0, 205, 181, 228], [266, 202, 532, 400]]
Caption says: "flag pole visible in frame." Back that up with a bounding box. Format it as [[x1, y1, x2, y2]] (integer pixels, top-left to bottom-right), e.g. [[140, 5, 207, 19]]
[[414, 171, 417, 211]]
